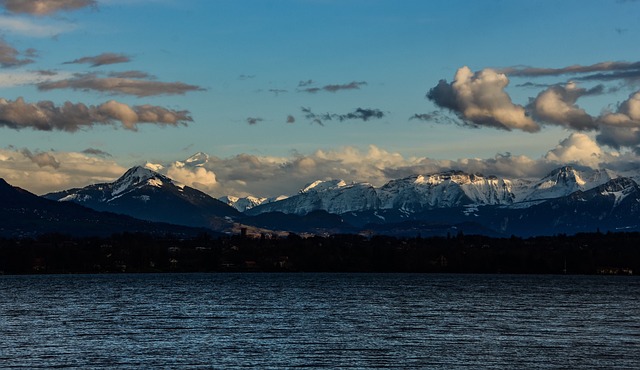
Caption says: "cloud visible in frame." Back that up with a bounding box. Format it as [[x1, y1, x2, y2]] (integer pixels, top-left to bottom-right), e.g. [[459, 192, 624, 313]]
[[302, 107, 385, 125], [37, 73, 205, 97], [20, 148, 60, 168], [0, 15, 77, 37], [0, 147, 126, 195], [268, 89, 287, 96], [299, 81, 367, 93], [64, 53, 130, 67], [0, 38, 34, 67], [0, 0, 96, 15], [151, 137, 635, 198], [0, 97, 192, 131], [428, 67, 539, 132], [298, 79, 314, 87], [286, 115, 295, 123], [501, 61, 640, 87], [246, 117, 264, 125], [596, 91, 640, 149], [598, 91, 640, 127], [82, 148, 112, 157], [166, 164, 217, 192], [108, 70, 155, 79], [5, 136, 639, 197], [0, 70, 72, 87], [499, 61, 640, 78], [528, 82, 599, 130], [545, 133, 603, 167]]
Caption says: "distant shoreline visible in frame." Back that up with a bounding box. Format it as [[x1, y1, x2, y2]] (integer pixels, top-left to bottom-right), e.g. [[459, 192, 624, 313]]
[[1, 231, 638, 276]]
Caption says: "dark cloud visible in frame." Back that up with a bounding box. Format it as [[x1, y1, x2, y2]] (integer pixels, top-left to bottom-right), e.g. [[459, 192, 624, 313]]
[[299, 81, 367, 93], [238, 74, 255, 80], [0, 97, 192, 132], [0, 0, 96, 15], [499, 61, 640, 78], [20, 149, 60, 168], [36, 70, 58, 76], [515, 81, 551, 89], [82, 148, 112, 157], [0, 39, 34, 68], [302, 107, 385, 125], [409, 111, 460, 125], [108, 70, 155, 79], [268, 89, 287, 96], [246, 117, 264, 125], [577, 70, 640, 84], [37, 73, 204, 97], [286, 115, 295, 123], [298, 80, 314, 87], [63, 53, 130, 67], [426, 79, 459, 111]]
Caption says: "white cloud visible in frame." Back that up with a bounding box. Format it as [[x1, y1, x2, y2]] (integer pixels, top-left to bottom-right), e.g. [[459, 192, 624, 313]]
[[0, 70, 73, 88], [3, 138, 638, 198], [545, 133, 603, 167], [0, 148, 125, 195], [0, 15, 77, 37], [428, 66, 539, 132], [166, 164, 217, 192], [530, 83, 597, 130]]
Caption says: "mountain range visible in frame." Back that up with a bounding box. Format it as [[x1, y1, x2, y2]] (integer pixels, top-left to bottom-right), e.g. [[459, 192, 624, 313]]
[[2, 163, 639, 238], [0, 177, 212, 238]]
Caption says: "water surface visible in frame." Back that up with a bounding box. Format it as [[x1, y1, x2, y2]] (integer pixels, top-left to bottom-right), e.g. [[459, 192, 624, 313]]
[[1, 273, 639, 369]]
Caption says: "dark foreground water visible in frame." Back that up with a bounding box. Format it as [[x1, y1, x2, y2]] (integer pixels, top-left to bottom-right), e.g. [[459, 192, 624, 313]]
[[1, 274, 639, 369]]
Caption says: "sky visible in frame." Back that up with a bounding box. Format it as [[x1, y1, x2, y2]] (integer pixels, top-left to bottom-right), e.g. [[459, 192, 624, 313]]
[[1, 0, 640, 198]]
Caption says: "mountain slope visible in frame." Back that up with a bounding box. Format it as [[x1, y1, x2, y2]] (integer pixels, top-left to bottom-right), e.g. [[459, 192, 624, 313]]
[[0, 178, 211, 238], [246, 180, 379, 216], [44, 166, 239, 230]]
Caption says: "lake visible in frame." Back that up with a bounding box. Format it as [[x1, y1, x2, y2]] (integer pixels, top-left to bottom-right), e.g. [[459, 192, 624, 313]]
[[1, 273, 639, 369]]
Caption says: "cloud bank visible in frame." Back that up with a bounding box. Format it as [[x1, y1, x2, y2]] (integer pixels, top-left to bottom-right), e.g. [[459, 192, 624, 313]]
[[134, 133, 633, 198], [0, 0, 96, 15], [0, 147, 125, 195], [0, 97, 192, 131], [37, 73, 204, 97], [3, 133, 638, 197]]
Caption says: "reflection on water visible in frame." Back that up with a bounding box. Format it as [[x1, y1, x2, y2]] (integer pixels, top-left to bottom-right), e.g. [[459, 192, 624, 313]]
[[1, 273, 639, 369]]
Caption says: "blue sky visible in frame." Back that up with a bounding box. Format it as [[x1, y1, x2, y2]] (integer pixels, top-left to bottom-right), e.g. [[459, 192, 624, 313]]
[[1, 0, 640, 197]]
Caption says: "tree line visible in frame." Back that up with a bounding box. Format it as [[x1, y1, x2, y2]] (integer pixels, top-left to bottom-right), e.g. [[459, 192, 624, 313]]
[[0, 231, 638, 275]]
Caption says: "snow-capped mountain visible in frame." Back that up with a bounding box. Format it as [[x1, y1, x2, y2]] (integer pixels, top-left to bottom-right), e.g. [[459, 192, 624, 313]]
[[376, 171, 516, 212], [183, 151, 209, 167], [523, 166, 613, 201], [219, 195, 270, 212], [44, 166, 239, 229], [245, 179, 379, 215], [244, 166, 622, 217]]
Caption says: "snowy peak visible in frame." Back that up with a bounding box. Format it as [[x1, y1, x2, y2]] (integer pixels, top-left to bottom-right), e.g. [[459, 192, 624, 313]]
[[219, 195, 267, 212], [542, 166, 585, 187], [112, 166, 168, 196], [524, 166, 614, 201], [184, 152, 209, 167], [301, 179, 348, 194], [378, 171, 515, 211]]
